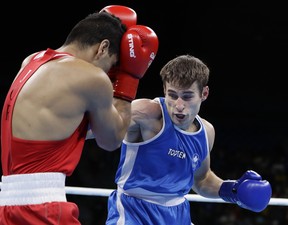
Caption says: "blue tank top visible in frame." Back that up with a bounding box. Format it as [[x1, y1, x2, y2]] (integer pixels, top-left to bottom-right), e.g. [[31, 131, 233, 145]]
[[115, 97, 209, 197]]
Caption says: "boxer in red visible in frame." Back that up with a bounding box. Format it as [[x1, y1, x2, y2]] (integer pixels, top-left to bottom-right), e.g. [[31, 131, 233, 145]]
[[0, 5, 159, 225]]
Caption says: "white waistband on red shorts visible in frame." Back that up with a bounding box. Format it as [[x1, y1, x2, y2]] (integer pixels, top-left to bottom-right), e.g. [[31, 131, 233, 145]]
[[0, 172, 67, 206]]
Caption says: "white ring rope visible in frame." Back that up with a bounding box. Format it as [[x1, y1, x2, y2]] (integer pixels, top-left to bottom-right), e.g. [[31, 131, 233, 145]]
[[0, 182, 286, 206], [63, 186, 288, 206]]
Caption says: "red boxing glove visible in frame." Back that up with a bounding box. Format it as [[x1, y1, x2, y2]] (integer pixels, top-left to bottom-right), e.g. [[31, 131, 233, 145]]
[[100, 5, 138, 85], [113, 25, 159, 101], [100, 5, 137, 28]]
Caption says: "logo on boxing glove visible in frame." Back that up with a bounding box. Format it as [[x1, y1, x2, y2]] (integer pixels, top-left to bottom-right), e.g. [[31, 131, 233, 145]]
[[127, 33, 136, 58], [148, 52, 156, 68]]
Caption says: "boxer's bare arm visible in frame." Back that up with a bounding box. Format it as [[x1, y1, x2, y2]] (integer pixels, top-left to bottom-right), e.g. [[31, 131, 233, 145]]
[[84, 65, 131, 151], [124, 98, 162, 143]]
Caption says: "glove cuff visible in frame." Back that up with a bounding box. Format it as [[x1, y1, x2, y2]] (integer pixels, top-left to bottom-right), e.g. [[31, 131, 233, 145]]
[[219, 180, 237, 204], [113, 73, 139, 102]]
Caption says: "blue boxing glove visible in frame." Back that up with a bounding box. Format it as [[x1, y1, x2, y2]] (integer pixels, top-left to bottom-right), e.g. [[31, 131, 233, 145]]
[[219, 170, 272, 212]]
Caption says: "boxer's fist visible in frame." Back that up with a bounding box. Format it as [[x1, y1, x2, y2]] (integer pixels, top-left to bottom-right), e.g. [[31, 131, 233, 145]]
[[100, 5, 137, 28], [112, 25, 159, 101], [219, 170, 272, 212]]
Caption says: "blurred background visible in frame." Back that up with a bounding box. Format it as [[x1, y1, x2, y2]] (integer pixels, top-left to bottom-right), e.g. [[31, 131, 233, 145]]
[[1, 1, 288, 224]]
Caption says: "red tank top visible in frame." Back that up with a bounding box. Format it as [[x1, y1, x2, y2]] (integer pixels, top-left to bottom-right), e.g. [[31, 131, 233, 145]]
[[1, 48, 89, 176]]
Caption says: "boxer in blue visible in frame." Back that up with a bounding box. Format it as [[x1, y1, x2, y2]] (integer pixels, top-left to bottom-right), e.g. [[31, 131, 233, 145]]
[[105, 55, 272, 225]]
